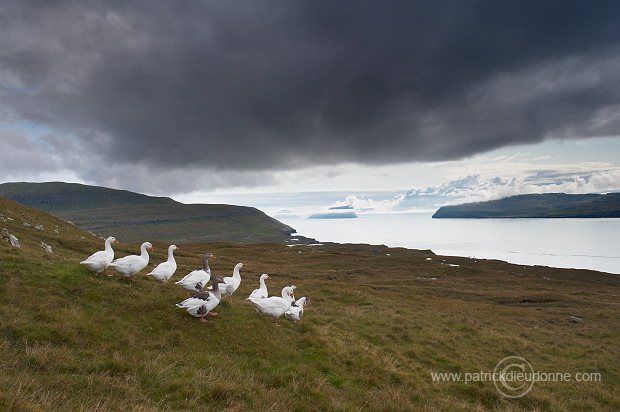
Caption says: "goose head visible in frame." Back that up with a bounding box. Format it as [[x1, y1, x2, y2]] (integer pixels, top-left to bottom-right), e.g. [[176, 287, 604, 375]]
[[212, 276, 226, 287], [282, 286, 295, 300]]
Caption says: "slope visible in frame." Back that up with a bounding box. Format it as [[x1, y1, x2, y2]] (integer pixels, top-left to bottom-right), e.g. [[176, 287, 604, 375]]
[[1, 198, 618, 411]]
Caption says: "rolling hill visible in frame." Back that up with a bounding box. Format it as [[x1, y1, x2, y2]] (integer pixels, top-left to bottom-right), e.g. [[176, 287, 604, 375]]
[[0, 182, 295, 244], [432, 193, 620, 218], [0, 196, 618, 410]]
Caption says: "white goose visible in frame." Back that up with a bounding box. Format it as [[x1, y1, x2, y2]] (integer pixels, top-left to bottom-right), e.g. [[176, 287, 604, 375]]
[[146, 244, 178, 282], [175, 253, 215, 296], [108, 241, 153, 281], [209, 262, 244, 303], [80, 236, 118, 276], [176, 277, 226, 322], [247, 273, 270, 301], [248, 286, 295, 326], [285, 297, 311, 323]]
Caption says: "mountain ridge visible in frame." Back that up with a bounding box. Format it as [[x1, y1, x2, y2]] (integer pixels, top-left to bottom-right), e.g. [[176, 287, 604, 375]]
[[432, 192, 620, 218], [0, 182, 295, 243]]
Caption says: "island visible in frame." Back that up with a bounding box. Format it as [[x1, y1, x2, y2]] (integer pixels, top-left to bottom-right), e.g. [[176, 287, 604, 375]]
[[432, 193, 620, 218], [308, 211, 358, 219]]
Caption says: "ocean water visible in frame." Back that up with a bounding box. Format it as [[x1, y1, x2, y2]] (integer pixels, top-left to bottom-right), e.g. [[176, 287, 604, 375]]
[[277, 213, 620, 274]]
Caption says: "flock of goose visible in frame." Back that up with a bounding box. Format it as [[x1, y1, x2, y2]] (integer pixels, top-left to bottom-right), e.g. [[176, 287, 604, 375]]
[[79, 236, 311, 326]]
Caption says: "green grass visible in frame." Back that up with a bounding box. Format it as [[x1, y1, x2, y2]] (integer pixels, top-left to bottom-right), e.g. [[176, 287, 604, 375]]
[[1, 197, 619, 410]]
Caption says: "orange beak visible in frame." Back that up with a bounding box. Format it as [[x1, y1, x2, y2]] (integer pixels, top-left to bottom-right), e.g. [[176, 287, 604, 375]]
[[114, 240, 119, 244]]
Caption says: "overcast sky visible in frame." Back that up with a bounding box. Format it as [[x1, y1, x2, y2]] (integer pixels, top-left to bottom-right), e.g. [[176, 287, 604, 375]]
[[1, 0, 619, 214]]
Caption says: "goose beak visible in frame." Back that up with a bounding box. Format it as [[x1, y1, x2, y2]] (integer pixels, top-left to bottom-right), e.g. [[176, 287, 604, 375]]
[[113, 240, 119, 244], [211, 255, 216, 259]]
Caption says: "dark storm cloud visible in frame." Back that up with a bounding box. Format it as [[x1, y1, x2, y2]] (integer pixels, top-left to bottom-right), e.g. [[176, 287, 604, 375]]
[[1, 0, 620, 188]]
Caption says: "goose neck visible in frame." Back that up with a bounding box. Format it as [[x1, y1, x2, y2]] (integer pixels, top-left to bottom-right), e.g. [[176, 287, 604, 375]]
[[212, 281, 222, 300], [104, 239, 114, 253]]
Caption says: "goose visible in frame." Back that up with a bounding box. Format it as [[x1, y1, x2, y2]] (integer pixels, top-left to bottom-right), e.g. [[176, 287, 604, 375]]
[[247, 273, 270, 301], [146, 245, 178, 282], [285, 297, 311, 323], [80, 236, 118, 276], [108, 241, 153, 281], [209, 262, 244, 303], [176, 277, 226, 322], [248, 286, 295, 326], [175, 253, 215, 296]]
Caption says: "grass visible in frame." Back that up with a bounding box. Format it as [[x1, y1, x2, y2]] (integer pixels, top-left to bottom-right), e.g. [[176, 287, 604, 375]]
[[1, 197, 619, 410]]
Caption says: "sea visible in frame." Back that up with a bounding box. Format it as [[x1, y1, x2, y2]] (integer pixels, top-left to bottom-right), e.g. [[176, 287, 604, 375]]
[[277, 213, 620, 275]]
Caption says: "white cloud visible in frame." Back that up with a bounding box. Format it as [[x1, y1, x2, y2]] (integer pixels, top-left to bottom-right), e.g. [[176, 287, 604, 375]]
[[325, 169, 620, 214]]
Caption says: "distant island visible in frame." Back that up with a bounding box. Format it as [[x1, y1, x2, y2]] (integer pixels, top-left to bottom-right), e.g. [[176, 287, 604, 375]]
[[432, 193, 620, 218], [308, 211, 358, 219], [308, 205, 358, 219]]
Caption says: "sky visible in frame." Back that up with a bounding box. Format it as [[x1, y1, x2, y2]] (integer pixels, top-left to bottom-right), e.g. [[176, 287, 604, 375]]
[[1, 0, 619, 217]]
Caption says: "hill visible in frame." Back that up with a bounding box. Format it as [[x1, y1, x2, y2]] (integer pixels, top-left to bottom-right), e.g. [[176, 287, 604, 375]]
[[1, 198, 618, 410], [432, 193, 620, 218], [0, 182, 295, 244]]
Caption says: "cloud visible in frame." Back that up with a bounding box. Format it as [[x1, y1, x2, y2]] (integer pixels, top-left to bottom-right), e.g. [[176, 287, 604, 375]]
[[326, 169, 620, 213], [2, 1, 620, 192]]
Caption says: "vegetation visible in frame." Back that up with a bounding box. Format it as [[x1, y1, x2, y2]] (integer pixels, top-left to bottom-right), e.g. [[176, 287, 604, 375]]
[[0, 182, 295, 244], [1, 197, 618, 411], [433, 193, 620, 218]]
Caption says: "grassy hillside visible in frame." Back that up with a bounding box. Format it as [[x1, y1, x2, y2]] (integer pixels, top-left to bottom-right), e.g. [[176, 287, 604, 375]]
[[0, 182, 295, 244], [433, 193, 620, 218], [1, 198, 618, 411]]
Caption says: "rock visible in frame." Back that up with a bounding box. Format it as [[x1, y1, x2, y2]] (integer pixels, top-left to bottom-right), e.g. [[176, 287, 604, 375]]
[[39, 242, 53, 253], [569, 316, 583, 323], [9, 234, 20, 248]]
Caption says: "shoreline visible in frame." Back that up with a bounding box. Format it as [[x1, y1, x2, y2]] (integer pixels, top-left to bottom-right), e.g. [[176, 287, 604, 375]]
[[282, 234, 620, 277]]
